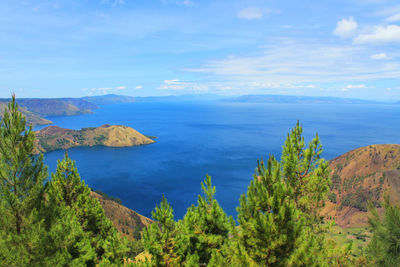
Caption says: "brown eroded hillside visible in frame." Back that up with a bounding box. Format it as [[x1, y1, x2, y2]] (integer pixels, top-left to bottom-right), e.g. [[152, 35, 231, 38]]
[[90, 191, 152, 240], [323, 144, 400, 227], [35, 124, 155, 153]]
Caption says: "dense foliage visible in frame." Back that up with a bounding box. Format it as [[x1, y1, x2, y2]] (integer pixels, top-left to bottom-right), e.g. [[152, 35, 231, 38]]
[[367, 196, 400, 266], [0, 96, 127, 266], [1, 96, 399, 266]]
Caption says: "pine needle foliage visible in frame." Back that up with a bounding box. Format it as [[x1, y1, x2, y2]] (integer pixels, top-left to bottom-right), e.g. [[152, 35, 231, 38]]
[[367, 196, 400, 266], [236, 122, 331, 266], [46, 153, 128, 265], [0, 94, 48, 266], [142, 195, 181, 266], [178, 175, 235, 266]]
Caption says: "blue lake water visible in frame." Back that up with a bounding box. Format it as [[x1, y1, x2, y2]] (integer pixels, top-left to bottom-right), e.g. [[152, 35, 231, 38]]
[[37, 102, 400, 219]]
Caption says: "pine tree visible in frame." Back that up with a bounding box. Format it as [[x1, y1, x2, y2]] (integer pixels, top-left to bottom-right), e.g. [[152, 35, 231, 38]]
[[281, 121, 330, 223], [178, 175, 235, 266], [142, 195, 181, 266], [45, 153, 128, 265], [236, 122, 330, 266], [367, 196, 400, 266], [0, 94, 48, 265]]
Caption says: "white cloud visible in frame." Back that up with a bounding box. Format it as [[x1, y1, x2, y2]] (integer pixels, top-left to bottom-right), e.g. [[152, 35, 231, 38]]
[[182, 40, 400, 89], [387, 13, 400, 22], [101, 0, 125, 7], [161, 0, 193, 6], [333, 17, 358, 38], [182, 0, 193, 6], [158, 79, 208, 92], [371, 53, 389, 60], [354, 25, 400, 44], [135, 85, 143, 90], [342, 84, 367, 91], [237, 7, 270, 20]]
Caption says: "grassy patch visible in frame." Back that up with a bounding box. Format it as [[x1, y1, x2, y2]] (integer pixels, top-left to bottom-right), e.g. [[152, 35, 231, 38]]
[[326, 225, 371, 257]]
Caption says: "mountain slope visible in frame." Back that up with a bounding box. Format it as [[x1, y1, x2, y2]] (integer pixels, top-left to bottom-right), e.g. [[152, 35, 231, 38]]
[[16, 98, 98, 116], [0, 102, 52, 126], [323, 144, 400, 227], [35, 124, 155, 153], [90, 191, 152, 240]]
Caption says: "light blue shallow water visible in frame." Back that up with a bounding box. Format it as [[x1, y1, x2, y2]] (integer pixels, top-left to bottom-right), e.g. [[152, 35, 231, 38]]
[[37, 102, 400, 219]]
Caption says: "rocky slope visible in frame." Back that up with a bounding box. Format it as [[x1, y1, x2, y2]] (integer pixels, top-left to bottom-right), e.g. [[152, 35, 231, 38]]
[[35, 124, 155, 153], [90, 191, 152, 240], [323, 144, 400, 227]]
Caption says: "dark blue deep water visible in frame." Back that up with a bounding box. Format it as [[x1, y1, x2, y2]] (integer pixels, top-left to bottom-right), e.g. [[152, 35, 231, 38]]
[[37, 102, 400, 219]]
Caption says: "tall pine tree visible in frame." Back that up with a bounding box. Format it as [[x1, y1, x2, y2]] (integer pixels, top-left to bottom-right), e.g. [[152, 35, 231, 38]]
[[45, 153, 128, 265], [0, 94, 48, 266], [178, 175, 235, 266], [236, 122, 330, 266], [142, 195, 181, 266]]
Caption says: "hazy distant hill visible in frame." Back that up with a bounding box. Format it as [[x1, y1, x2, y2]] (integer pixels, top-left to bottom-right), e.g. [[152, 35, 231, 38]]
[[323, 144, 400, 227], [0, 95, 136, 125], [0, 97, 99, 125], [14, 98, 97, 116], [0, 102, 52, 126], [35, 124, 155, 153], [221, 94, 379, 104], [83, 94, 136, 105], [133, 94, 224, 102]]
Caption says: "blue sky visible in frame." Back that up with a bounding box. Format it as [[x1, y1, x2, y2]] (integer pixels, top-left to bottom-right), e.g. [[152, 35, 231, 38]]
[[1, 0, 400, 100]]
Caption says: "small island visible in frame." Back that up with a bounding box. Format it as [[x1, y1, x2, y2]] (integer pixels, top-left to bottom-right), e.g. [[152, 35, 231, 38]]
[[35, 124, 155, 153]]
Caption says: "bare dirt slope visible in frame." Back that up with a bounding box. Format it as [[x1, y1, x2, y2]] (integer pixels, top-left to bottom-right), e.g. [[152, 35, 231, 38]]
[[323, 144, 400, 227], [91, 191, 152, 240]]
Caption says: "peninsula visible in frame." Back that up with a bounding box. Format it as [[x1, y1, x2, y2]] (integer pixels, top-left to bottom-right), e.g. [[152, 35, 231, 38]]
[[35, 124, 155, 153]]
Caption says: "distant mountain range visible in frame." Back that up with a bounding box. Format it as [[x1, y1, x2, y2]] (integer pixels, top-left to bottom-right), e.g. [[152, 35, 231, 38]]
[[220, 94, 381, 104], [0, 94, 396, 126], [0, 94, 135, 125]]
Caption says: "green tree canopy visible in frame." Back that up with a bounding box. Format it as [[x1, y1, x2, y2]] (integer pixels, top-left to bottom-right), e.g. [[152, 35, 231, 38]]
[[236, 122, 331, 266], [367, 196, 400, 266], [178, 175, 235, 266], [0, 94, 48, 266]]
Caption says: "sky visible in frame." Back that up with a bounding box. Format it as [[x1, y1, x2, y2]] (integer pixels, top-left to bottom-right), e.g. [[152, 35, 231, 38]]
[[0, 0, 400, 100]]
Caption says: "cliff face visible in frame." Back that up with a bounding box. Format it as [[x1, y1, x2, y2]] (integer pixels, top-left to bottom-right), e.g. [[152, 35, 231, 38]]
[[35, 124, 155, 153], [323, 144, 400, 227], [90, 191, 152, 240]]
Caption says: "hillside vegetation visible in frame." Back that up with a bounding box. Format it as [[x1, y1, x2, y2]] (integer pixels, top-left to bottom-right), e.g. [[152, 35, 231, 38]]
[[35, 124, 155, 153], [323, 144, 400, 227], [91, 191, 152, 241], [0, 94, 136, 125], [0, 102, 52, 126]]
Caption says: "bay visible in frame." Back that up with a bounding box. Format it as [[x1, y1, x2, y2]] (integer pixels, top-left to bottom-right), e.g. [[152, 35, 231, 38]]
[[38, 102, 400, 219]]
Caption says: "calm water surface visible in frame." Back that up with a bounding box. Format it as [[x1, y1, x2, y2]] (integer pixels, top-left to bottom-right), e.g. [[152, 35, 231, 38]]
[[37, 102, 400, 219]]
